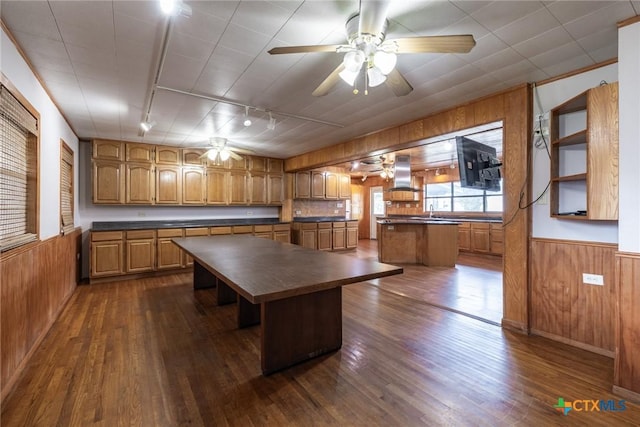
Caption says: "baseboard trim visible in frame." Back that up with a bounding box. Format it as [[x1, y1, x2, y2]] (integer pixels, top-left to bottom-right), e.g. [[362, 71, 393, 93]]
[[612, 385, 640, 403], [531, 329, 614, 358]]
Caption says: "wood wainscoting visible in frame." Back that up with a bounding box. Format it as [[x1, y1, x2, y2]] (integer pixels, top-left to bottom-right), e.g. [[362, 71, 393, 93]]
[[614, 251, 640, 400], [530, 238, 616, 356], [1, 228, 81, 402]]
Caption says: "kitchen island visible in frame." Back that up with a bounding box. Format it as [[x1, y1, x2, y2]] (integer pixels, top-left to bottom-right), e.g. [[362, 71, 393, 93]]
[[377, 218, 459, 266]]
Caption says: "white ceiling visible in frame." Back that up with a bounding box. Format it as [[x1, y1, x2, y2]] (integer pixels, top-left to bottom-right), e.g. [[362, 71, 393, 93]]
[[2, 0, 638, 162]]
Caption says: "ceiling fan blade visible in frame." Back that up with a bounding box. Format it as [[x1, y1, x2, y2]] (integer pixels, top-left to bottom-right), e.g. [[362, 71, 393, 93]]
[[391, 35, 476, 54], [228, 150, 243, 161], [358, 0, 391, 37], [385, 68, 413, 97], [268, 44, 345, 55], [312, 63, 346, 97]]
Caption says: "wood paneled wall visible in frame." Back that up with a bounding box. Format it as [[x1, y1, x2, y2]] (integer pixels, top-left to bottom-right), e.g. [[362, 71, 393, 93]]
[[1, 228, 81, 402], [285, 85, 532, 331], [530, 238, 616, 356], [614, 252, 640, 399]]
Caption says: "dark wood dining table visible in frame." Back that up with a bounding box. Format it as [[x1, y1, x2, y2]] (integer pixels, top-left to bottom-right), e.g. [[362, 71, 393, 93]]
[[172, 235, 403, 374]]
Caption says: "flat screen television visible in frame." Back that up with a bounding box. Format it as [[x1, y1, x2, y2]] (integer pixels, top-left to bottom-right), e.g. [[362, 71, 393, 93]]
[[456, 136, 502, 192]]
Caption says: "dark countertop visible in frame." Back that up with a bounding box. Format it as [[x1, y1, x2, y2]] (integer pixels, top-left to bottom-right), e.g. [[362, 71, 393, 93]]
[[377, 218, 460, 225], [385, 215, 502, 223], [293, 216, 356, 223], [92, 217, 288, 231]]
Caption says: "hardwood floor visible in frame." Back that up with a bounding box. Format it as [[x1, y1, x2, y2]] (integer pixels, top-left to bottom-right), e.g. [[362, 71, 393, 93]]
[[347, 239, 503, 325], [2, 244, 639, 426]]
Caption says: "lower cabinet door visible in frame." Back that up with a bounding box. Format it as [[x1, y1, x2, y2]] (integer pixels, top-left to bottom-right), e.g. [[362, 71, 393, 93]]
[[126, 239, 156, 273], [91, 241, 124, 277], [157, 238, 183, 269]]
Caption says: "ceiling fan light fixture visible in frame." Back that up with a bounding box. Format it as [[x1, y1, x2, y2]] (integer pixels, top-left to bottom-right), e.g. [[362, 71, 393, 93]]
[[339, 68, 359, 86], [373, 51, 396, 75], [367, 67, 387, 87], [343, 50, 365, 72], [219, 149, 231, 161], [207, 149, 219, 161]]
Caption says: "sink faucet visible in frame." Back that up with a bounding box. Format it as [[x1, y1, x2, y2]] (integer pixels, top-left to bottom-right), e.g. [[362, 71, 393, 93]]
[[429, 204, 434, 218]]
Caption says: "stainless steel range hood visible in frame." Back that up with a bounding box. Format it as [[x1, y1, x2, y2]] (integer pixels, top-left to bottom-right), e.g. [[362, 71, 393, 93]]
[[389, 155, 419, 191]]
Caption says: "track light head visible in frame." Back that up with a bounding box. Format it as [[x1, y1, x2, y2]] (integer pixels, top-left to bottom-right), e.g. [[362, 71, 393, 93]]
[[140, 120, 156, 132]]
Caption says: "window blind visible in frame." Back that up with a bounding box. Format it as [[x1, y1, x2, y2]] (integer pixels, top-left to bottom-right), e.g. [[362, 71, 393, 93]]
[[60, 143, 74, 235], [1, 83, 38, 252]]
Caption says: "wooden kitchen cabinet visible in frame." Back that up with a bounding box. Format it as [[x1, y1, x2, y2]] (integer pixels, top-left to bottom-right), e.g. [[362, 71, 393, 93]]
[[470, 222, 491, 253], [229, 171, 249, 204], [206, 168, 229, 205], [332, 222, 346, 250], [156, 229, 183, 270], [458, 222, 471, 251], [311, 171, 325, 199], [125, 230, 155, 273], [126, 163, 155, 204], [273, 224, 291, 243], [267, 174, 283, 205], [292, 222, 317, 249], [254, 224, 273, 239], [90, 231, 124, 277], [126, 143, 153, 163], [184, 227, 209, 266], [250, 172, 267, 205], [325, 172, 339, 199], [317, 222, 332, 251], [346, 221, 358, 249], [155, 146, 181, 165], [182, 149, 205, 166], [156, 165, 181, 204], [182, 168, 205, 204], [490, 223, 504, 255], [339, 174, 352, 199], [92, 160, 124, 204], [295, 171, 311, 199], [93, 139, 123, 161]]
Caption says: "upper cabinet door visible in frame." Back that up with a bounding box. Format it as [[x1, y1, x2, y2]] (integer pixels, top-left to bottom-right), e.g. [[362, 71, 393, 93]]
[[126, 143, 153, 163], [324, 172, 339, 199], [155, 146, 181, 165], [183, 149, 205, 166], [295, 171, 311, 199], [311, 171, 325, 199], [156, 166, 181, 204], [126, 163, 155, 204], [93, 160, 125, 204], [339, 174, 351, 199], [93, 140, 124, 161]]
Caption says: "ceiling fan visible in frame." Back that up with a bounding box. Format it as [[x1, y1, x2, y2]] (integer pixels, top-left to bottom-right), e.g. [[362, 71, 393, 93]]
[[268, 0, 475, 97], [197, 137, 253, 163]]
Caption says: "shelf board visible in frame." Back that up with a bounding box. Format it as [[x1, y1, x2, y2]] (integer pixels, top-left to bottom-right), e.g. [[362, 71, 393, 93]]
[[553, 91, 587, 115], [551, 173, 587, 182], [551, 214, 589, 220], [552, 130, 587, 146]]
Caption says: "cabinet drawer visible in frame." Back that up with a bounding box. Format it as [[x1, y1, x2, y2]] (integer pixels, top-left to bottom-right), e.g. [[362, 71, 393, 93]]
[[273, 223, 290, 232], [318, 222, 332, 229], [332, 222, 346, 228], [92, 231, 123, 241], [299, 222, 317, 230], [470, 222, 490, 230], [126, 230, 155, 239], [254, 224, 273, 233], [458, 222, 470, 230], [233, 225, 253, 234], [347, 221, 358, 228], [157, 228, 183, 238], [185, 227, 209, 236], [210, 226, 232, 235]]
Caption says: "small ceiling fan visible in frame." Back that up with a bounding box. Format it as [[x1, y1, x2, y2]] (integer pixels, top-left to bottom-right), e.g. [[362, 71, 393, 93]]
[[197, 137, 253, 163], [268, 0, 475, 97]]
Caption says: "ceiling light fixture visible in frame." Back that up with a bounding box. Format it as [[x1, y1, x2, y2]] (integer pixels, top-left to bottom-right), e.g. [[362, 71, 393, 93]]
[[380, 166, 394, 181], [267, 112, 276, 130], [435, 168, 441, 176], [243, 106, 252, 127], [159, 0, 192, 18], [140, 120, 156, 132], [219, 148, 231, 161]]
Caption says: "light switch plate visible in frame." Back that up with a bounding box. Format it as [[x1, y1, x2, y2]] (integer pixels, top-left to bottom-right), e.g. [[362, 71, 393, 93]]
[[583, 273, 604, 286]]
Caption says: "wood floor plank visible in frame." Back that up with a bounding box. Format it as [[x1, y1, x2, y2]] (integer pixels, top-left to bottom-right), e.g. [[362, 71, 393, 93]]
[[2, 243, 639, 426]]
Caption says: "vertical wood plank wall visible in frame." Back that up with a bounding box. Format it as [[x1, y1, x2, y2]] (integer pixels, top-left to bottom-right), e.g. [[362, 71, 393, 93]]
[[530, 238, 616, 356], [1, 229, 81, 402], [284, 85, 532, 332], [614, 252, 640, 398]]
